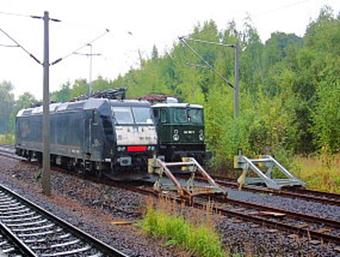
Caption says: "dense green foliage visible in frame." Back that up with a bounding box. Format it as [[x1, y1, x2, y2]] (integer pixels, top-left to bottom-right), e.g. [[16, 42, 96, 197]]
[[0, 82, 37, 134], [0, 81, 15, 134], [111, 7, 338, 167], [0, 133, 15, 145], [2, 6, 339, 168]]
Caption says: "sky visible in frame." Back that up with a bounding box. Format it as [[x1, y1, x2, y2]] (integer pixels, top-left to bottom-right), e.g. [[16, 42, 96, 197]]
[[0, 0, 339, 99]]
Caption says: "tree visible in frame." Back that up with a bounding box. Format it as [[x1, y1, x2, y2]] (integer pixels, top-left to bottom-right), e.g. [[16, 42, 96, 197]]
[[71, 79, 88, 98], [240, 17, 264, 93], [8, 92, 38, 132], [51, 82, 72, 102], [15, 92, 37, 110], [151, 45, 159, 60], [0, 81, 15, 133]]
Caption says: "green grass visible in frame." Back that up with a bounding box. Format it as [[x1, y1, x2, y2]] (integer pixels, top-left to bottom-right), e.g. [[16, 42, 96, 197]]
[[294, 155, 340, 193], [140, 207, 227, 257], [0, 133, 15, 144]]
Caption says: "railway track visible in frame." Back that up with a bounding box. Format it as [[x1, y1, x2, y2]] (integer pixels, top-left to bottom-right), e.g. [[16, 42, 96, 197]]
[[119, 184, 340, 245], [203, 197, 340, 245], [0, 146, 339, 246], [72, 174, 340, 245], [1, 144, 339, 206], [0, 227, 31, 256], [0, 184, 129, 257], [211, 176, 340, 206], [0, 145, 15, 154]]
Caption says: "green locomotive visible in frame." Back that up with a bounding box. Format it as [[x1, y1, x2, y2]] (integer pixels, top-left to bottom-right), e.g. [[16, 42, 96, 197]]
[[148, 96, 211, 163]]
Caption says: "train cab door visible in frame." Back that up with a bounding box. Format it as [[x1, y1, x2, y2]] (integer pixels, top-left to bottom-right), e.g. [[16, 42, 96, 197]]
[[90, 110, 103, 160], [84, 111, 92, 158]]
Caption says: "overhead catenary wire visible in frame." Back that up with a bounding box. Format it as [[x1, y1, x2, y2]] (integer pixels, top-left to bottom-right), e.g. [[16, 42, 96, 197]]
[[0, 27, 41, 64], [0, 10, 34, 18], [0, 10, 61, 22], [179, 37, 234, 89], [167, 52, 235, 119], [50, 29, 110, 65], [182, 37, 235, 48], [0, 9, 118, 34], [0, 43, 19, 47], [0, 21, 109, 67], [73, 51, 102, 57], [252, 0, 312, 18], [168, 51, 215, 71]]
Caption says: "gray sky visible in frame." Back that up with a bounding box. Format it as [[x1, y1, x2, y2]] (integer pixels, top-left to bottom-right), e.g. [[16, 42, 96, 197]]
[[0, 0, 339, 99]]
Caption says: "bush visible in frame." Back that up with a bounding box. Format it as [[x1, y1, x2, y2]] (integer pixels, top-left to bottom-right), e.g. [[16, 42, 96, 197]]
[[0, 133, 15, 144], [140, 207, 226, 257]]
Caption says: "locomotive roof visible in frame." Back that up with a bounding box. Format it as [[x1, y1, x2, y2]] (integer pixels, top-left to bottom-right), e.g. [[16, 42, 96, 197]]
[[16, 98, 151, 117], [109, 99, 151, 107], [151, 103, 203, 109]]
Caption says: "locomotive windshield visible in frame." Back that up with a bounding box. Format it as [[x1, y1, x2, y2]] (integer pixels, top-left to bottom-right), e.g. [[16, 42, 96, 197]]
[[112, 107, 134, 124], [188, 108, 203, 124], [132, 107, 153, 124], [112, 107, 153, 125], [173, 108, 187, 123], [172, 107, 203, 125]]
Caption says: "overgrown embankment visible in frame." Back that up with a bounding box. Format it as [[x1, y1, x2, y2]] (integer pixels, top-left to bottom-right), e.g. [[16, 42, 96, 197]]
[[0, 134, 14, 144]]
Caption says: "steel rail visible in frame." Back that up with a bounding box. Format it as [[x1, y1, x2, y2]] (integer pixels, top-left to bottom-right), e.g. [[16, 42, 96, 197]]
[[0, 184, 129, 257], [222, 197, 340, 229], [0, 220, 37, 256], [207, 175, 340, 206], [287, 187, 340, 200], [192, 201, 340, 245]]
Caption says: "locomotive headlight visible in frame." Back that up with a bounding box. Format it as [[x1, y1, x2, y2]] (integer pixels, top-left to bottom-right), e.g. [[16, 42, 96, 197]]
[[199, 129, 204, 141], [148, 146, 155, 151], [173, 129, 179, 141], [117, 146, 126, 152]]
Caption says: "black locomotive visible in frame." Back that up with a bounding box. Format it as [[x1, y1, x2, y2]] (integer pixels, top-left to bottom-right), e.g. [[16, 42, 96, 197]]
[[15, 97, 157, 177]]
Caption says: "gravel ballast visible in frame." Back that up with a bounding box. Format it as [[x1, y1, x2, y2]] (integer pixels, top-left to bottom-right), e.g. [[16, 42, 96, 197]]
[[0, 155, 339, 257]]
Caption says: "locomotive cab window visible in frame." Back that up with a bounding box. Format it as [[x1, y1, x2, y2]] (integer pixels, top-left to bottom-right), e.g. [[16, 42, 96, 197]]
[[92, 111, 100, 126], [188, 108, 203, 124], [160, 108, 168, 123], [173, 108, 187, 124], [112, 107, 134, 124], [111, 106, 153, 125], [132, 107, 153, 124], [171, 107, 203, 124], [153, 109, 160, 123]]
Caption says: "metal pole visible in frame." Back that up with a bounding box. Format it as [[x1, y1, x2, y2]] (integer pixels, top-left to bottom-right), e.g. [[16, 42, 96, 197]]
[[88, 43, 92, 96], [234, 40, 240, 118], [42, 11, 51, 196]]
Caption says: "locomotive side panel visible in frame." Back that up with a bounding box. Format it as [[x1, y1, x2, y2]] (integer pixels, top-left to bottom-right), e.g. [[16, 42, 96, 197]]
[[16, 110, 85, 159], [16, 114, 42, 153], [52, 111, 84, 158]]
